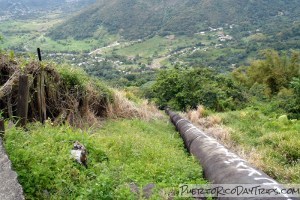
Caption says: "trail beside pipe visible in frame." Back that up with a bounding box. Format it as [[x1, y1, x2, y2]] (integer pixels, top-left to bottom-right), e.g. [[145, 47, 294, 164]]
[[166, 109, 299, 200]]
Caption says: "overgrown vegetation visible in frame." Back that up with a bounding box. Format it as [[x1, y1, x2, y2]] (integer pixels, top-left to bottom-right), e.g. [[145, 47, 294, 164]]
[[170, 50, 300, 184], [1, 51, 208, 199], [219, 108, 300, 183], [150, 67, 246, 111], [149, 49, 300, 184], [185, 105, 300, 184], [232, 50, 300, 119], [151, 50, 300, 119], [4, 119, 206, 199], [0, 52, 112, 127]]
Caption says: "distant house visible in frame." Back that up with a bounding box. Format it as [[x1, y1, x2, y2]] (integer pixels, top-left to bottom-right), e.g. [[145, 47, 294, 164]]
[[209, 27, 217, 31], [195, 32, 206, 35], [218, 35, 233, 41], [165, 35, 175, 40]]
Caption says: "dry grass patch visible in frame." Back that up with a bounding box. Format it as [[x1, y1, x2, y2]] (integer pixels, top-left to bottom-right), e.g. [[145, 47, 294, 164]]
[[185, 105, 230, 143], [184, 105, 267, 175], [107, 90, 164, 121]]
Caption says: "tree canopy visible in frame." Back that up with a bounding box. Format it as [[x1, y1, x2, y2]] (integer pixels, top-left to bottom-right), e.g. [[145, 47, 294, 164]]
[[151, 67, 246, 111]]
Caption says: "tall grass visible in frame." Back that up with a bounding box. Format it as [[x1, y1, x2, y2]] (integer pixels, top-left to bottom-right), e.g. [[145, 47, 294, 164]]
[[220, 108, 300, 183], [4, 119, 207, 199], [185, 105, 299, 184], [107, 90, 164, 121]]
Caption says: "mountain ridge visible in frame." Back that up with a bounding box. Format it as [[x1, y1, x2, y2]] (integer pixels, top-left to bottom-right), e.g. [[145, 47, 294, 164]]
[[0, 0, 96, 16], [48, 0, 300, 40]]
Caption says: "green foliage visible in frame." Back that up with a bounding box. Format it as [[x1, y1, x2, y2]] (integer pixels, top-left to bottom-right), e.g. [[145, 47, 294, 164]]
[[4, 119, 206, 199], [220, 108, 300, 183], [233, 50, 300, 118], [57, 65, 110, 93], [151, 67, 246, 111], [291, 77, 300, 95], [8, 50, 15, 61], [285, 77, 300, 119], [57, 66, 90, 90], [4, 124, 112, 199], [56, 65, 113, 107], [0, 19, 113, 53], [247, 83, 269, 102], [233, 50, 300, 95]]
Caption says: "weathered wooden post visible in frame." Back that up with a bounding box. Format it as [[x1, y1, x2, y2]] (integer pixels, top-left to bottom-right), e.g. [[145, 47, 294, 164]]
[[36, 48, 46, 123], [0, 119, 4, 137], [41, 70, 46, 122], [37, 48, 42, 62], [17, 75, 29, 127]]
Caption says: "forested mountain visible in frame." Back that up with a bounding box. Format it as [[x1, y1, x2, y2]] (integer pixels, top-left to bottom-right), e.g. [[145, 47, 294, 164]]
[[0, 0, 95, 16], [0, 0, 63, 9], [48, 0, 300, 40]]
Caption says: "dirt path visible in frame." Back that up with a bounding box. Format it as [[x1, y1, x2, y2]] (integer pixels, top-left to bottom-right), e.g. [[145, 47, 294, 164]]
[[89, 41, 120, 55]]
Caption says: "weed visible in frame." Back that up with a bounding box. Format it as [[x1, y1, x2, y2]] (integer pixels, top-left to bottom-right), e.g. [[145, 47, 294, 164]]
[[4, 119, 207, 199], [220, 108, 300, 183]]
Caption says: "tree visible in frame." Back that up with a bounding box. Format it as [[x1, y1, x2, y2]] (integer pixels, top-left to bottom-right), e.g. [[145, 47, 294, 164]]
[[152, 67, 246, 111], [233, 50, 300, 118], [288, 77, 300, 118], [291, 77, 300, 96], [233, 50, 300, 96]]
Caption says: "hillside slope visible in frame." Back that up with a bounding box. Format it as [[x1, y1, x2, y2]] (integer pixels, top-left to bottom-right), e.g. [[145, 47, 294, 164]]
[[0, 0, 96, 17], [48, 0, 300, 40], [0, 51, 207, 199]]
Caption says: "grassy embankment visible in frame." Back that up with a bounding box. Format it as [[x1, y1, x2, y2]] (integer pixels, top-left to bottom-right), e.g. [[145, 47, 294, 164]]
[[1, 52, 207, 199], [4, 119, 206, 199], [220, 107, 300, 183], [188, 105, 300, 184]]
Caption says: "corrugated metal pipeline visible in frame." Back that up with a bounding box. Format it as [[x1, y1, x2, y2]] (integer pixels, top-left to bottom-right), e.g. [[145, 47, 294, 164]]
[[166, 109, 299, 200]]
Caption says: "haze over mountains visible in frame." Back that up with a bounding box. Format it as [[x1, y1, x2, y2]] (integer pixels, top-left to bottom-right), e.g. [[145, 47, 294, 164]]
[[0, 0, 95, 17], [0, 0, 63, 8], [48, 0, 300, 40]]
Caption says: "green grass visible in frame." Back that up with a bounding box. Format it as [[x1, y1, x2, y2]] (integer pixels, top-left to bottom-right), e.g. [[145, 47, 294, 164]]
[[219, 108, 300, 184], [115, 36, 204, 58], [0, 18, 116, 52], [116, 36, 170, 57], [1, 34, 109, 53], [4, 119, 206, 199]]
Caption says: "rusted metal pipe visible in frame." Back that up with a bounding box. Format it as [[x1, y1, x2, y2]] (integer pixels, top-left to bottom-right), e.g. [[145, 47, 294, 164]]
[[166, 109, 298, 200]]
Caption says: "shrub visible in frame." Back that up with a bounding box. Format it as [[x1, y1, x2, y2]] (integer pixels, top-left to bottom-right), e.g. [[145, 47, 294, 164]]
[[0, 53, 113, 126], [151, 67, 246, 111], [233, 50, 300, 95], [57, 66, 89, 90]]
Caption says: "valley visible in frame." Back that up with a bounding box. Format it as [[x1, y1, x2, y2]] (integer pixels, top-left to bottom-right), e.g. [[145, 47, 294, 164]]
[[2, 0, 299, 88], [0, 9, 273, 86]]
